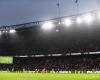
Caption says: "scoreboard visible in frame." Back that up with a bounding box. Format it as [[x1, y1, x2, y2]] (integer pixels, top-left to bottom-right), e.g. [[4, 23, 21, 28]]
[[0, 57, 13, 64]]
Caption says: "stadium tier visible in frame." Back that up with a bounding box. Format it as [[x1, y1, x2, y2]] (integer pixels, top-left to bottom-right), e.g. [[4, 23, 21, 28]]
[[0, 54, 100, 74]]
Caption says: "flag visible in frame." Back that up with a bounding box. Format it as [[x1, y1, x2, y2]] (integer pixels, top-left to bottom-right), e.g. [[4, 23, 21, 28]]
[[75, 0, 78, 3]]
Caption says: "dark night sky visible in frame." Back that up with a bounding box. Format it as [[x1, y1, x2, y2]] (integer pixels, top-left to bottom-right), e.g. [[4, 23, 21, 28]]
[[0, 0, 99, 26]]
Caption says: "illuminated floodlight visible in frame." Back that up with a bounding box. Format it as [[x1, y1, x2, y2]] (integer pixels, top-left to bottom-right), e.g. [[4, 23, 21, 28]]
[[2, 31, 5, 33], [0, 31, 2, 35], [83, 14, 94, 24], [41, 21, 55, 31], [9, 29, 16, 33], [63, 18, 72, 27], [5, 31, 8, 33], [98, 14, 100, 19], [55, 29, 59, 32], [76, 17, 82, 24], [58, 21, 61, 25], [97, 12, 100, 19]]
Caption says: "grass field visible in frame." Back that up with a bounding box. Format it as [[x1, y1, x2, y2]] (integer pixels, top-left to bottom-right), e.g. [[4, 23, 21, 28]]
[[0, 72, 100, 80]]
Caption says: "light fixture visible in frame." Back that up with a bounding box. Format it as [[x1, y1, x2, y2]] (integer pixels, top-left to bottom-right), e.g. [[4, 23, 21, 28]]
[[83, 14, 94, 24], [63, 18, 72, 27], [41, 21, 55, 31], [76, 17, 82, 24], [0, 31, 2, 35], [9, 29, 16, 33]]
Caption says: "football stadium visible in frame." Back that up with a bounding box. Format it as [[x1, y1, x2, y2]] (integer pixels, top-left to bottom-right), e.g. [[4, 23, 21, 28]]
[[0, 0, 100, 80]]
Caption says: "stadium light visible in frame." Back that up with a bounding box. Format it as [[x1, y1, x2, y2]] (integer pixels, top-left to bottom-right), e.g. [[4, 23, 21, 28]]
[[9, 29, 16, 33], [97, 12, 100, 19], [98, 14, 100, 19], [55, 29, 59, 32], [2, 31, 5, 33], [2, 30, 8, 33], [83, 14, 94, 24], [5, 31, 8, 33], [0, 31, 2, 35], [41, 21, 55, 31], [63, 18, 72, 27], [76, 17, 82, 24]]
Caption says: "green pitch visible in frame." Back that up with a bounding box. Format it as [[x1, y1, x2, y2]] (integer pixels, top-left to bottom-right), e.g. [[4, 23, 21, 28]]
[[0, 72, 100, 80]]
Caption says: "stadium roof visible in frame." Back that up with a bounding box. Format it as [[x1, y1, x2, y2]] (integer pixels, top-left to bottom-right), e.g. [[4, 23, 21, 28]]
[[0, 0, 99, 26]]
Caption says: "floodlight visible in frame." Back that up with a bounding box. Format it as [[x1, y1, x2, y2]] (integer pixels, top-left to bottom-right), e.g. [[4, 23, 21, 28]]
[[76, 17, 82, 24], [9, 29, 16, 33], [83, 14, 94, 23], [97, 12, 100, 19], [58, 21, 61, 24], [5, 31, 8, 33], [63, 18, 72, 27], [0, 31, 2, 35], [2, 31, 5, 33], [98, 14, 100, 19], [41, 21, 55, 31], [55, 29, 59, 32]]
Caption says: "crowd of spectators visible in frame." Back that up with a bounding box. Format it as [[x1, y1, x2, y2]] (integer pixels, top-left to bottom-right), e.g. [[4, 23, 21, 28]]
[[0, 55, 100, 73]]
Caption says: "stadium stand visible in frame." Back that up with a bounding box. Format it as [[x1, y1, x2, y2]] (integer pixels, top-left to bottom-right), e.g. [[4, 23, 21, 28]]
[[0, 54, 100, 74]]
